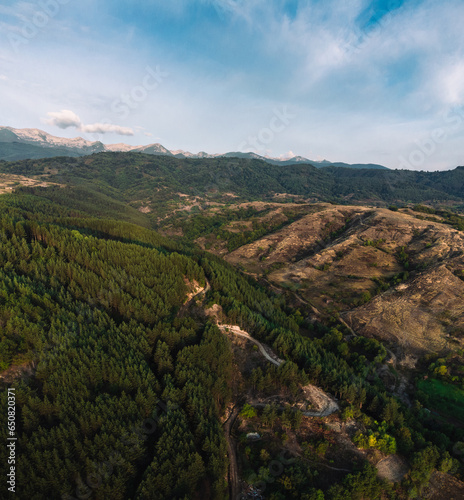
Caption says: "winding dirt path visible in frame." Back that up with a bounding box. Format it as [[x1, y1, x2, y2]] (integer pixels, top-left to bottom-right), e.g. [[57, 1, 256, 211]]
[[203, 282, 339, 497], [218, 323, 339, 418], [218, 324, 284, 366], [250, 396, 339, 419]]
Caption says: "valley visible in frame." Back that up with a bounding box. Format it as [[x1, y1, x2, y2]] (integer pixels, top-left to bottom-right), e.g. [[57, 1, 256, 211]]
[[0, 152, 464, 499]]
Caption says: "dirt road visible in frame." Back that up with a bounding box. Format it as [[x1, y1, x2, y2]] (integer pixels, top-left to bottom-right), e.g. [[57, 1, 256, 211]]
[[218, 324, 284, 366], [219, 323, 339, 418]]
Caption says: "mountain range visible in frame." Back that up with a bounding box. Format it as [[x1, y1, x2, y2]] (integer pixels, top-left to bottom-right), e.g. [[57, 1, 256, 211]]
[[0, 126, 388, 169]]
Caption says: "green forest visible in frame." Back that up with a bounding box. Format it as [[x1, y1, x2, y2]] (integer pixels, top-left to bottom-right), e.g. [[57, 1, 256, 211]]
[[0, 154, 464, 499], [2, 153, 464, 214]]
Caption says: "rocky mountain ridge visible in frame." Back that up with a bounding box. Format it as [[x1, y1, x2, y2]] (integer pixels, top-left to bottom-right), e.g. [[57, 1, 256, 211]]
[[0, 126, 388, 168]]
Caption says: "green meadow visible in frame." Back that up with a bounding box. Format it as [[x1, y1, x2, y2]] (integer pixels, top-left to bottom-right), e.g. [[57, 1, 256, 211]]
[[418, 378, 464, 423]]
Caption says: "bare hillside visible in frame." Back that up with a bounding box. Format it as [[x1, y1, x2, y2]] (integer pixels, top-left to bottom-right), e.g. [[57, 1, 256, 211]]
[[222, 204, 464, 356]]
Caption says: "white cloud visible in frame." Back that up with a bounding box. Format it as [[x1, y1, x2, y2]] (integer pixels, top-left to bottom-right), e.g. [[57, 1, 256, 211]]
[[45, 109, 81, 129], [80, 123, 134, 135], [200, 0, 256, 20], [4, 0, 464, 169], [0, 3, 37, 20], [438, 61, 464, 106], [44, 109, 134, 136]]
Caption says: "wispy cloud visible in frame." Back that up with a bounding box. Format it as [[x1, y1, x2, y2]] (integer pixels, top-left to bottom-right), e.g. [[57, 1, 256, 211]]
[[44, 110, 134, 136], [80, 123, 134, 135], [2, 0, 464, 169]]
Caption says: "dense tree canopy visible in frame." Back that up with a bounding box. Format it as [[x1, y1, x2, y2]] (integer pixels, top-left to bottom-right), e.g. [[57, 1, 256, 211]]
[[0, 163, 463, 499]]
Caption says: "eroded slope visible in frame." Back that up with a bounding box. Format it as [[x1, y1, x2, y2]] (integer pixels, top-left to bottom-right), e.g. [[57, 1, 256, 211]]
[[222, 204, 464, 356]]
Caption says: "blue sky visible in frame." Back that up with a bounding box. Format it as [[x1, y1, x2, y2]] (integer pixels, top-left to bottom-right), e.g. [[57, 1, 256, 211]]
[[1, 0, 464, 169]]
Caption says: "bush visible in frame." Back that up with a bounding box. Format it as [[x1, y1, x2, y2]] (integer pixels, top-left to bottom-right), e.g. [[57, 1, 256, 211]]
[[240, 403, 258, 419]]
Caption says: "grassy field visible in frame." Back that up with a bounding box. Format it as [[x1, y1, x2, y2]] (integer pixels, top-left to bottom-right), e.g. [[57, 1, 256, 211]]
[[417, 378, 464, 423]]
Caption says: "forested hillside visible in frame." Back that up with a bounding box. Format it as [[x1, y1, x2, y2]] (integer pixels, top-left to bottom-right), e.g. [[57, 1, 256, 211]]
[[1, 154, 464, 218], [1, 157, 464, 499], [0, 194, 232, 498]]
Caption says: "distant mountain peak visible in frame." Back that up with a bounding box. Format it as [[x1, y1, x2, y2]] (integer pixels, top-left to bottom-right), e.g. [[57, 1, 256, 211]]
[[0, 126, 389, 169], [0, 126, 105, 155]]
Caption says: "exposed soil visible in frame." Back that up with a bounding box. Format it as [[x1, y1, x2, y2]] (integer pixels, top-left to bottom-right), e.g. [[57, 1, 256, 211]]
[[345, 265, 464, 356], [375, 454, 409, 482], [0, 361, 36, 385], [422, 471, 464, 500], [212, 203, 464, 356], [0, 173, 63, 193]]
